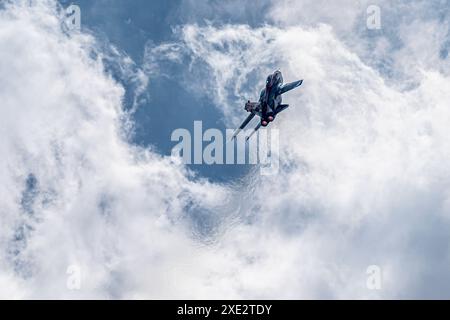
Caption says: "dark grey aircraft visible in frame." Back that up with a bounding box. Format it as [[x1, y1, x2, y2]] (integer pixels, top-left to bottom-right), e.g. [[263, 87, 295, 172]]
[[232, 70, 303, 141]]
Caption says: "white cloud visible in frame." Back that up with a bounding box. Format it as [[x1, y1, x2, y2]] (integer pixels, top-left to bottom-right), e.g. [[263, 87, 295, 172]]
[[269, 0, 450, 87], [269, 0, 363, 33]]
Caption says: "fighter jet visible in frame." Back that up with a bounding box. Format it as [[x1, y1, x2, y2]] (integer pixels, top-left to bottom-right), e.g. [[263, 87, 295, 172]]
[[231, 70, 303, 141]]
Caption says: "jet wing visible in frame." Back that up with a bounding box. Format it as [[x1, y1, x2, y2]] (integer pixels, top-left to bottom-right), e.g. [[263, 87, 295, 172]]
[[275, 104, 289, 115], [280, 80, 303, 94], [231, 113, 256, 140]]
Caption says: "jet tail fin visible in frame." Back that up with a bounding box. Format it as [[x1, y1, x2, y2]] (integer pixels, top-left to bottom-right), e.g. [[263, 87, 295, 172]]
[[232, 113, 256, 140], [275, 104, 289, 115], [245, 123, 262, 141]]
